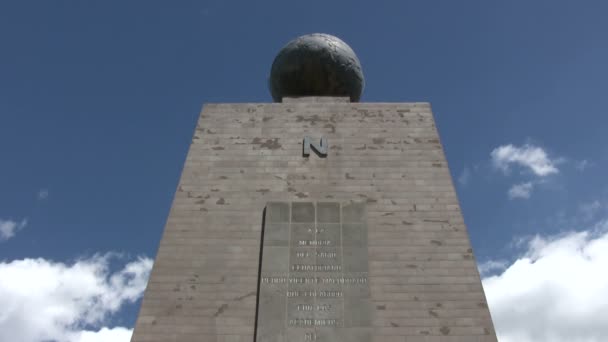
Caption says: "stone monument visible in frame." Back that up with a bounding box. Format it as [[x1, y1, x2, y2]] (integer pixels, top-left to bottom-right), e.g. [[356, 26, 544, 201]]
[[132, 33, 498, 342]]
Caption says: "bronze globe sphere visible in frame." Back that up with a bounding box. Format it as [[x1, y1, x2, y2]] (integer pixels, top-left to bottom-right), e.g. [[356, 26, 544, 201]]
[[269, 33, 364, 102]]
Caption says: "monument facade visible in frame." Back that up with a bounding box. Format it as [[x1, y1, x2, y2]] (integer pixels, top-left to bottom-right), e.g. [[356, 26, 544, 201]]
[[132, 34, 497, 342]]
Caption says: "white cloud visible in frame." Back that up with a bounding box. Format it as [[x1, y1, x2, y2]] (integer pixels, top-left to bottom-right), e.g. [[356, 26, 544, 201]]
[[491, 144, 558, 176], [0, 218, 27, 241], [458, 166, 471, 186], [0, 254, 152, 342], [73, 327, 133, 342], [508, 182, 534, 199], [478, 260, 508, 276], [482, 222, 608, 342], [38, 189, 49, 200]]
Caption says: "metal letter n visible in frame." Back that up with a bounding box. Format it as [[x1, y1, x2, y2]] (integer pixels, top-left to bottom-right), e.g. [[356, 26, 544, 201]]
[[303, 136, 328, 158]]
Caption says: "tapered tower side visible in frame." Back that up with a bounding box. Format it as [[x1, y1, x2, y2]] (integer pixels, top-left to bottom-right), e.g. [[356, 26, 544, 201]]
[[132, 97, 497, 342]]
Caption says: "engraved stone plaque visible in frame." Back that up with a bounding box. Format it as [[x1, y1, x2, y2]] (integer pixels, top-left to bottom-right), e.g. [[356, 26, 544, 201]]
[[257, 202, 371, 342]]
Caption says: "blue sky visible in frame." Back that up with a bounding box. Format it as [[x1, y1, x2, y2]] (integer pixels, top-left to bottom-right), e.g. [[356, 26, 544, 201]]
[[1, 1, 608, 341]]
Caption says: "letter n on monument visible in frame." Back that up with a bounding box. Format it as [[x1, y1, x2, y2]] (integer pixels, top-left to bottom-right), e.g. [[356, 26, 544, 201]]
[[303, 136, 328, 158]]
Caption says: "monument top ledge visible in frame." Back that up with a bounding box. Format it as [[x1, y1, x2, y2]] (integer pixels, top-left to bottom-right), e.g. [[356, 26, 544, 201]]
[[269, 33, 365, 103]]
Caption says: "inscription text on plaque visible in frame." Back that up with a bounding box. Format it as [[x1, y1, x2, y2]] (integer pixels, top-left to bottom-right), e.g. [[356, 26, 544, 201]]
[[256, 202, 371, 342]]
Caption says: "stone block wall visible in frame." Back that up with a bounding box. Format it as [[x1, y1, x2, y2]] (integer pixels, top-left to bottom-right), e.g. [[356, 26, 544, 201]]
[[131, 97, 497, 342]]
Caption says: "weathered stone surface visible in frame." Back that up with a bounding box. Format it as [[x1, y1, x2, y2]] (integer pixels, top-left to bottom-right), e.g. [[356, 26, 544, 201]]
[[131, 97, 497, 342]]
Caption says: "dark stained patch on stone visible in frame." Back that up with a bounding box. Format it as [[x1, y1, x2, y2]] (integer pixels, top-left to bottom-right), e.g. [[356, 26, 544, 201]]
[[216, 198, 225, 205], [376, 305, 386, 310], [440, 327, 450, 335], [296, 114, 323, 125], [212, 146, 225, 150], [366, 198, 377, 204], [430, 240, 443, 246], [372, 138, 385, 144], [355, 144, 367, 150], [402, 220, 413, 225], [357, 109, 379, 118], [256, 189, 270, 194], [219, 176, 228, 179], [324, 123, 336, 133], [345, 173, 355, 180], [213, 304, 228, 317], [407, 264, 418, 269], [260, 138, 282, 150], [424, 219, 449, 223], [234, 291, 256, 301], [390, 322, 399, 327], [262, 116, 273, 122], [432, 163, 442, 167], [428, 309, 439, 318], [295, 192, 308, 198]]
